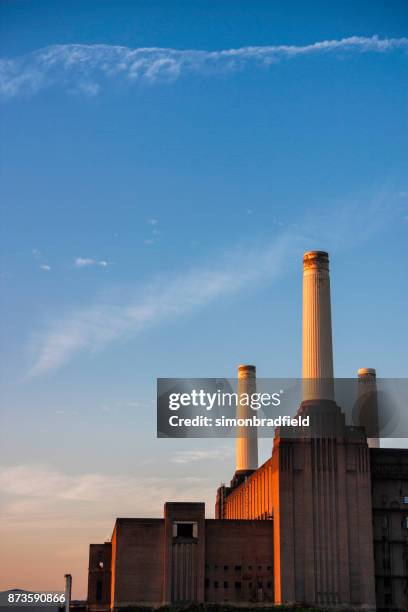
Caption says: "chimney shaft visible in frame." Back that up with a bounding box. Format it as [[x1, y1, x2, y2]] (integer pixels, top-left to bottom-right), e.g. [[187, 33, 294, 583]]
[[302, 251, 335, 402], [358, 368, 380, 448], [235, 364, 258, 472]]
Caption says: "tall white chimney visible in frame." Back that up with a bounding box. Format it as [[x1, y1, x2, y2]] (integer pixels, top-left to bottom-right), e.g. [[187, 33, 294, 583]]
[[358, 368, 380, 448], [235, 364, 258, 472], [302, 251, 335, 403]]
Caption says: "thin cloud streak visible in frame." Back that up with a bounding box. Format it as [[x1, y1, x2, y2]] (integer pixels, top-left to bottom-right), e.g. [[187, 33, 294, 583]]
[[0, 464, 217, 527], [25, 189, 398, 378], [74, 257, 109, 268], [27, 233, 297, 377], [171, 447, 233, 464], [1, 35, 407, 98]]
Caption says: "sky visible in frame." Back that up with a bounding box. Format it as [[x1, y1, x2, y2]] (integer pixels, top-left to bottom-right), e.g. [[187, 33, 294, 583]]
[[0, 0, 407, 598]]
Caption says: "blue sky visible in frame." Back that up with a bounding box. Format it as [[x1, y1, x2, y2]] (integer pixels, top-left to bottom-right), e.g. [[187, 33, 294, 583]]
[[0, 0, 407, 597]]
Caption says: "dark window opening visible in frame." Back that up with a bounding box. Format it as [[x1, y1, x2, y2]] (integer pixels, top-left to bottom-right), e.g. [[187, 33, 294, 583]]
[[96, 580, 102, 602], [223, 581, 228, 588], [205, 579, 209, 588], [234, 565, 241, 571], [223, 565, 228, 570], [235, 581, 242, 589], [176, 522, 194, 538], [267, 581, 272, 589], [214, 581, 219, 589], [248, 565, 252, 570]]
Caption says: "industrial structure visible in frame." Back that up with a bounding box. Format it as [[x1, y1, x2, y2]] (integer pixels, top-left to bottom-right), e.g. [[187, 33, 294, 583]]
[[87, 251, 408, 611]]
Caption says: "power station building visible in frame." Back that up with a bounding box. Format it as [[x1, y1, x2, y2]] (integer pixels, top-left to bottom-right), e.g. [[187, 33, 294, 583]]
[[87, 251, 408, 611]]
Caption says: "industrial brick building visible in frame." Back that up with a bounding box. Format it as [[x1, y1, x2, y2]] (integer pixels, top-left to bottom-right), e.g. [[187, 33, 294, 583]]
[[88, 503, 274, 608], [87, 251, 408, 610]]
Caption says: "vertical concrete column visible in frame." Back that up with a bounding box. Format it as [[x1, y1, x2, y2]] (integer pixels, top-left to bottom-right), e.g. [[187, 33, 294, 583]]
[[358, 368, 380, 448], [302, 251, 335, 402], [64, 574, 72, 612], [236, 364, 258, 473]]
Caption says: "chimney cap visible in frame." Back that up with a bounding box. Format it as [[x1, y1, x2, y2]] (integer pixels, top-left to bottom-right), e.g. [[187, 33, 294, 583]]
[[303, 250, 329, 270], [303, 250, 329, 261], [238, 364, 256, 372], [358, 368, 376, 377]]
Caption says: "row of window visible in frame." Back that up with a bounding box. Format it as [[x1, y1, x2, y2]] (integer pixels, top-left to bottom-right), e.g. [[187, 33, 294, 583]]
[[205, 579, 272, 590], [205, 564, 272, 571], [378, 515, 408, 529]]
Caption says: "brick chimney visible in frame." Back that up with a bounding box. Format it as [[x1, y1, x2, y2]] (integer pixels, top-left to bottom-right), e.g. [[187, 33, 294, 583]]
[[235, 364, 258, 474], [302, 251, 335, 403], [358, 367, 380, 448]]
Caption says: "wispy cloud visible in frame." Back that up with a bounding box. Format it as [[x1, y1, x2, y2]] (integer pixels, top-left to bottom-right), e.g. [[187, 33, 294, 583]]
[[25, 188, 399, 378], [32, 248, 51, 271], [171, 447, 233, 464], [74, 257, 108, 268], [0, 464, 216, 526], [1, 35, 407, 99], [144, 219, 159, 245], [27, 233, 296, 377], [0, 463, 218, 596]]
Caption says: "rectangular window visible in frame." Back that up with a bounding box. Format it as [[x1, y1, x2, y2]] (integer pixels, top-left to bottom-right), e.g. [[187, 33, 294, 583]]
[[96, 580, 102, 602], [223, 581, 228, 588], [235, 581, 241, 589], [403, 496, 408, 504], [214, 581, 219, 588], [175, 523, 194, 538]]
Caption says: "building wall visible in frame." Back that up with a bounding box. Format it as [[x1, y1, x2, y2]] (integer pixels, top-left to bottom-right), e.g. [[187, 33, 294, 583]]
[[87, 543, 111, 610], [216, 459, 274, 520], [371, 448, 408, 611], [111, 519, 165, 607], [217, 418, 377, 608], [163, 502, 206, 604], [205, 520, 274, 603]]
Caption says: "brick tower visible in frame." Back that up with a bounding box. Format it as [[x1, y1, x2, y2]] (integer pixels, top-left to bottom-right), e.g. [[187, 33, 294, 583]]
[[270, 251, 376, 607]]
